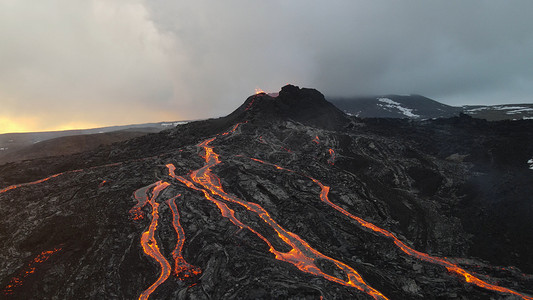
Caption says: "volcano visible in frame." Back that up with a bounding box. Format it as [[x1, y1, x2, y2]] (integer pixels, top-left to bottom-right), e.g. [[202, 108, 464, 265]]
[[1, 85, 532, 299]]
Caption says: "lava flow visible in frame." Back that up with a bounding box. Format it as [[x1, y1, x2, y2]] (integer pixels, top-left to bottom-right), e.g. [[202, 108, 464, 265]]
[[129, 182, 161, 221], [173, 125, 388, 300], [133, 181, 172, 300], [2, 247, 62, 296], [250, 158, 533, 300], [166, 196, 202, 279], [327, 148, 336, 165], [0, 161, 123, 195], [0, 170, 81, 194]]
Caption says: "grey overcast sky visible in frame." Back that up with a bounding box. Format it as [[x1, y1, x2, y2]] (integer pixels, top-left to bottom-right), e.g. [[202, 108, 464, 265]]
[[1, 1, 533, 133]]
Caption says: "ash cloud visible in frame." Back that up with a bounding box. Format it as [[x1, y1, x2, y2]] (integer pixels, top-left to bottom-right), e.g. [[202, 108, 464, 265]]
[[1, 1, 533, 132]]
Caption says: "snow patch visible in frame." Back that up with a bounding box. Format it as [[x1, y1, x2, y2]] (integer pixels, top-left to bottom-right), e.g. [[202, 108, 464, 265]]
[[506, 108, 533, 114], [161, 121, 188, 127], [528, 158, 533, 170], [523, 117, 533, 120], [465, 106, 533, 114], [377, 98, 419, 118], [494, 106, 528, 110], [465, 107, 489, 112]]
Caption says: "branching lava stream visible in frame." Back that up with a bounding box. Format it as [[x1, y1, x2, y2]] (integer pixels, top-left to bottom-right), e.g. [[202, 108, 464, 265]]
[[135, 181, 171, 300], [130, 121, 531, 299], [167, 124, 388, 300], [249, 157, 533, 300], [132, 180, 202, 299], [166, 196, 201, 279]]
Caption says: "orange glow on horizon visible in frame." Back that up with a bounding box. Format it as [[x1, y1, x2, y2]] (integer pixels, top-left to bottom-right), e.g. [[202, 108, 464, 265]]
[[0, 115, 187, 135], [0, 116, 40, 134]]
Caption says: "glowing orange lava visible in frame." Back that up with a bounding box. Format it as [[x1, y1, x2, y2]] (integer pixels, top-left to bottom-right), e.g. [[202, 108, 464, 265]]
[[2, 247, 62, 295], [255, 88, 265, 94], [130, 182, 157, 221], [166, 196, 202, 279], [250, 157, 533, 300], [0, 161, 123, 195], [221, 121, 246, 136], [169, 126, 388, 300], [245, 98, 255, 111], [313, 135, 320, 144], [328, 148, 336, 165], [135, 181, 172, 300], [0, 171, 81, 194]]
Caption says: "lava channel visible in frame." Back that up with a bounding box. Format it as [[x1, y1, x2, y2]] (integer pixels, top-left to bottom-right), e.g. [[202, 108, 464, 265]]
[[166, 195, 202, 279], [0, 170, 82, 194], [327, 148, 336, 165], [250, 157, 533, 300], [0, 161, 122, 195], [133, 181, 172, 300]]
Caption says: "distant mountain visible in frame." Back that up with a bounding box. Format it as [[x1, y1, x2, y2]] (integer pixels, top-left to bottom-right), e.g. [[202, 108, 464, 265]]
[[329, 95, 463, 119], [0, 121, 188, 163], [463, 104, 533, 121]]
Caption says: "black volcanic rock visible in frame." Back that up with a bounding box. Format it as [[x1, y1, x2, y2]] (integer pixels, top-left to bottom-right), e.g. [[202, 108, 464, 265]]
[[1, 86, 533, 299], [229, 85, 349, 130]]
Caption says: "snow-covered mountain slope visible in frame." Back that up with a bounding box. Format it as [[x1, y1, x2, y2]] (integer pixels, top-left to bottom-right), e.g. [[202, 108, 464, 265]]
[[463, 104, 533, 121], [329, 95, 463, 119], [330, 95, 533, 121]]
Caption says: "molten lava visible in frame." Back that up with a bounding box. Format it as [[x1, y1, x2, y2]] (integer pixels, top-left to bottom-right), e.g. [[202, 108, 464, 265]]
[[0, 170, 82, 194], [313, 135, 320, 144], [249, 157, 533, 300], [327, 148, 336, 165], [2, 247, 62, 295], [0, 161, 123, 195], [255, 88, 265, 94], [134, 181, 172, 300], [166, 196, 202, 279]]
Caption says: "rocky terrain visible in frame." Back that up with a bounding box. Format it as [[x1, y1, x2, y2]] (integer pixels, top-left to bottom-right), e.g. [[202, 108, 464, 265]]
[[1, 85, 532, 299]]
